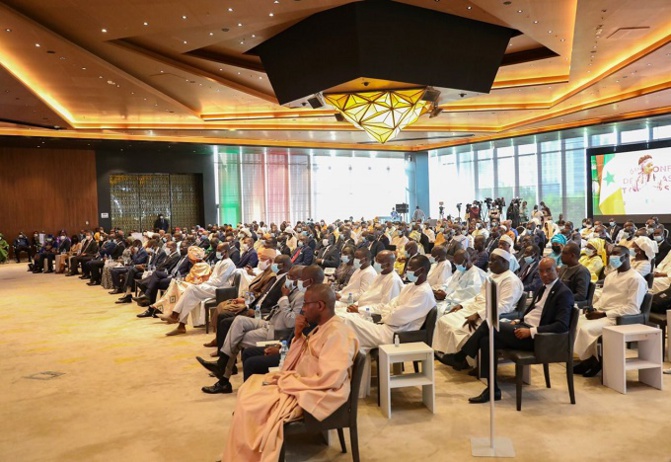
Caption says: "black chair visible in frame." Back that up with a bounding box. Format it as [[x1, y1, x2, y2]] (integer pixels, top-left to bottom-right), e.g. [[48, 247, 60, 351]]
[[204, 286, 239, 333], [576, 282, 596, 310], [617, 293, 653, 326], [280, 352, 366, 462], [371, 306, 438, 406], [648, 311, 668, 357], [500, 294, 527, 321], [499, 307, 579, 411], [644, 273, 654, 290]]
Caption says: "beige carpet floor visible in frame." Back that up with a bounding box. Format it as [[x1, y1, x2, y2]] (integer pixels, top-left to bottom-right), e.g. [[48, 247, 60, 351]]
[[1, 262, 671, 461]]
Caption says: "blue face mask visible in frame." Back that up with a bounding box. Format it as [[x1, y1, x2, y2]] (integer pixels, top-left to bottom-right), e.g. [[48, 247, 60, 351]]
[[271, 263, 280, 273], [428, 256, 436, 264], [609, 222, 616, 227], [609, 255, 623, 269], [629, 248, 636, 257], [524, 256, 534, 264], [297, 280, 306, 292], [341, 255, 350, 264], [373, 262, 383, 273], [456, 264, 466, 272], [284, 278, 293, 289], [406, 270, 419, 283], [353, 258, 361, 269]]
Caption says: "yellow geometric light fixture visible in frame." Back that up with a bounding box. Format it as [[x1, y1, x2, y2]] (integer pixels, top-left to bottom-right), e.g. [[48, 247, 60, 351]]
[[323, 88, 429, 143]]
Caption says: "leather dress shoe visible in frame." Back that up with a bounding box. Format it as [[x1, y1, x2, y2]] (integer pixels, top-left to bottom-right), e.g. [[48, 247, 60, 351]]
[[137, 307, 158, 318], [583, 361, 602, 378], [201, 380, 232, 394], [132, 295, 149, 303], [573, 357, 596, 375], [79, 275, 90, 280], [109, 289, 123, 295], [203, 339, 217, 348], [87, 281, 100, 286], [468, 388, 502, 404], [196, 356, 224, 380], [115, 294, 133, 304], [439, 353, 470, 371]]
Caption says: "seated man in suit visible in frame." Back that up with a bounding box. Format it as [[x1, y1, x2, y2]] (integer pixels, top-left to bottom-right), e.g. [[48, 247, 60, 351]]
[[434, 249, 524, 356], [441, 258, 573, 403], [314, 232, 340, 268], [236, 237, 258, 269], [517, 244, 543, 294], [87, 232, 128, 284], [558, 242, 591, 303], [290, 234, 314, 265], [131, 242, 193, 307], [573, 246, 647, 377], [343, 255, 435, 353], [67, 231, 99, 275], [653, 227, 670, 267]]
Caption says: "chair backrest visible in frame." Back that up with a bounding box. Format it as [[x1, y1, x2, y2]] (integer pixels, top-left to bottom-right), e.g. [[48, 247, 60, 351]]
[[231, 271, 242, 289], [567, 307, 580, 355], [644, 272, 654, 289], [216, 286, 238, 305], [585, 282, 596, 306], [515, 293, 527, 313], [303, 351, 366, 429], [423, 306, 438, 346], [640, 292, 653, 321]]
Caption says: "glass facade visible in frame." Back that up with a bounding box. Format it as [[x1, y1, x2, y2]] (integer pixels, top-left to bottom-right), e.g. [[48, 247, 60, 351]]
[[429, 117, 671, 223], [213, 115, 671, 225]]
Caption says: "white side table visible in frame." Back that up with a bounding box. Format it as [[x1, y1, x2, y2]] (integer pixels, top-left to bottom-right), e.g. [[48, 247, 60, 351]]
[[379, 342, 434, 418], [603, 324, 663, 394]]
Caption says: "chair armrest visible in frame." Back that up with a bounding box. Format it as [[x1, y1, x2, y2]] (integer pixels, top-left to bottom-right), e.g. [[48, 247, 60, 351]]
[[215, 286, 238, 304], [533, 332, 569, 363], [500, 312, 521, 321], [616, 314, 645, 326]]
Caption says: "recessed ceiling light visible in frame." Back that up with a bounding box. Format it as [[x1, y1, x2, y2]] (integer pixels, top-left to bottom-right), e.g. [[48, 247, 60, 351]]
[[560, 38, 565, 42], [269, 13, 274, 17], [274, 0, 280, 3], [5, 28, 11, 32], [548, 30, 552, 34], [467, 6, 472, 9], [219, 68, 223, 71], [183, 40, 187, 44], [82, 67, 86, 70], [259, 76, 263, 79], [35, 43, 40, 47], [209, 32, 214, 36], [238, 23, 243, 26], [228, 7, 233, 12], [181, 15, 187, 19], [517, 9, 523, 13], [237, 72, 241, 75], [143, 22, 149, 26], [251, 34, 256, 38], [240, 41, 244, 44]]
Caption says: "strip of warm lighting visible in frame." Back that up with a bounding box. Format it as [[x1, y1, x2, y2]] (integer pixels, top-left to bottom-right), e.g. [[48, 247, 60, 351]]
[[201, 109, 336, 121], [0, 54, 75, 125]]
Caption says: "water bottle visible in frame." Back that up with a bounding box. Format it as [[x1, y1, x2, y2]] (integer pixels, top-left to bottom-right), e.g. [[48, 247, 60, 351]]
[[362, 307, 372, 322], [244, 291, 251, 306], [254, 304, 262, 320], [347, 292, 354, 305], [278, 340, 289, 369], [394, 334, 400, 347]]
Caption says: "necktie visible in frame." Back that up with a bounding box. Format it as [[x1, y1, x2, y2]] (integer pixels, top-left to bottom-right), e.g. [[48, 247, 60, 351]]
[[291, 248, 300, 263]]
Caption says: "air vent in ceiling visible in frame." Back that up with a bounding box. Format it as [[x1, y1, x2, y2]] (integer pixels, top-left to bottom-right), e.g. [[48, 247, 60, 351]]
[[607, 27, 650, 40]]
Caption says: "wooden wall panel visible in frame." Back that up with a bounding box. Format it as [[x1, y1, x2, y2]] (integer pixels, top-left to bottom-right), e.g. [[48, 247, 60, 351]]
[[0, 146, 98, 258]]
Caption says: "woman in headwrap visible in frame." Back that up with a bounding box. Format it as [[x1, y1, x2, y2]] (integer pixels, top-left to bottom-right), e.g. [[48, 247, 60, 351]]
[[579, 238, 607, 282], [154, 246, 211, 317], [631, 236, 658, 277], [549, 233, 568, 267], [0, 233, 8, 263]]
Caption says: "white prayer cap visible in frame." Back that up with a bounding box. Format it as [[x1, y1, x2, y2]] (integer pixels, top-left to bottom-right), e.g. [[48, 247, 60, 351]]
[[633, 236, 658, 260], [499, 234, 514, 246], [239, 227, 252, 238], [499, 225, 508, 232], [532, 218, 541, 226], [491, 248, 512, 262], [284, 226, 294, 234]]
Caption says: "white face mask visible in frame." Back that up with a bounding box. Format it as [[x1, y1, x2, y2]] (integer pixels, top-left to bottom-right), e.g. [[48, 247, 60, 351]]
[[258, 259, 271, 271], [241, 244, 249, 252], [584, 248, 595, 257], [284, 278, 294, 289], [322, 239, 329, 247]]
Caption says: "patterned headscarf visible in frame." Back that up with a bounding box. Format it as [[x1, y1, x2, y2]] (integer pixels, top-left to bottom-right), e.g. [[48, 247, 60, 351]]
[[551, 234, 568, 245]]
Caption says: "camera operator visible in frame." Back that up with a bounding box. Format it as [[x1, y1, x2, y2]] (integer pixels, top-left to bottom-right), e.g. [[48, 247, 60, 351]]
[[469, 201, 481, 221]]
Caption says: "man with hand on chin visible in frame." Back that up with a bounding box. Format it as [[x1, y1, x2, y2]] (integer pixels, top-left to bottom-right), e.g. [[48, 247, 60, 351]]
[[218, 283, 358, 462], [441, 258, 573, 403]]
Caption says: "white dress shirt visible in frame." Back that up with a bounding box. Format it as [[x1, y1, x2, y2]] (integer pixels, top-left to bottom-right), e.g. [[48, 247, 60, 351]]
[[357, 271, 404, 307], [427, 260, 453, 288], [523, 278, 558, 338], [338, 265, 377, 302]]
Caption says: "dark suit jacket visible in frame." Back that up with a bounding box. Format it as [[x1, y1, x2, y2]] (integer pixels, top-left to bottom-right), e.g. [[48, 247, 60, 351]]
[[154, 252, 181, 277], [291, 246, 314, 265], [607, 225, 621, 242], [316, 245, 340, 268], [150, 249, 168, 269], [378, 234, 390, 250], [517, 259, 542, 293], [558, 263, 591, 302], [229, 247, 241, 266], [80, 239, 99, 256], [522, 280, 574, 334], [657, 240, 671, 265], [260, 274, 287, 313], [367, 239, 386, 258], [237, 248, 258, 268]]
